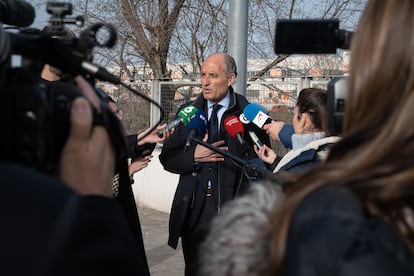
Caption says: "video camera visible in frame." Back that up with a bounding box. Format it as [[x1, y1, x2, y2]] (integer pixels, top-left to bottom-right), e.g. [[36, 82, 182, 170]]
[[0, 1, 125, 174], [274, 19, 352, 135]]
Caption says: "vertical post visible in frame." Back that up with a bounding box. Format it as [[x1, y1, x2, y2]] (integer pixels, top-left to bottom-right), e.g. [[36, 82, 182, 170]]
[[227, 0, 248, 96], [151, 80, 161, 126]]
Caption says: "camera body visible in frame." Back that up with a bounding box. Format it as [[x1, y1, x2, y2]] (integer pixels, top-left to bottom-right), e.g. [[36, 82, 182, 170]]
[[274, 19, 351, 134], [0, 1, 124, 174], [274, 19, 352, 55], [327, 77, 347, 135]]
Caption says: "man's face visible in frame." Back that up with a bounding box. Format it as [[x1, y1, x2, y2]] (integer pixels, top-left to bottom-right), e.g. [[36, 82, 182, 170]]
[[201, 54, 236, 103]]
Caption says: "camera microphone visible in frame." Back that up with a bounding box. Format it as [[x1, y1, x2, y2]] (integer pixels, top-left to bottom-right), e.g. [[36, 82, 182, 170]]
[[81, 62, 121, 84], [243, 103, 273, 128], [157, 105, 198, 138], [185, 110, 207, 151], [0, 0, 35, 27]]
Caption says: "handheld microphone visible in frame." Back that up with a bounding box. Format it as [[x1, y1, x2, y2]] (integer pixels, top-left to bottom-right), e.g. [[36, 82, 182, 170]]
[[243, 103, 273, 128], [185, 110, 207, 150], [157, 105, 198, 138], [0, 0, 35, 27], [249, 130, 263, 149], [224, 116, 245, 145]]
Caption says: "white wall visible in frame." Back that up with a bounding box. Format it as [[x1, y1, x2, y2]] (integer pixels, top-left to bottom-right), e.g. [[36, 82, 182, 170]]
[[132, 147, 179, 214]]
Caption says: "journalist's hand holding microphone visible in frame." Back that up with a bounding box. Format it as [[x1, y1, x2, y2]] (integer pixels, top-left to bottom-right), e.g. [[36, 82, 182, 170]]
[[137, 123, 174, 145], [254, 144, 277, 165], [59, 76, 115, 197]]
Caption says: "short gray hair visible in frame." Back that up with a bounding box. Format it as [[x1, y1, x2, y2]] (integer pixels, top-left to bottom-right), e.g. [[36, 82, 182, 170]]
[[224, 53, 237, 77], [199, 181, 281, 276]]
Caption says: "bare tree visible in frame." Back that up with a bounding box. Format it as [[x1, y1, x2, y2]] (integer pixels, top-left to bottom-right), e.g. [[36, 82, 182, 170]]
[[28, 0, 366, 133], [249, 0, 367, 81], [30, 0, 366, 81]]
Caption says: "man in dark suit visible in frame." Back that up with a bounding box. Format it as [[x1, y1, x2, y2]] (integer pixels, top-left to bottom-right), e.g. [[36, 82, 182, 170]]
[[159, 53, 271, 275]]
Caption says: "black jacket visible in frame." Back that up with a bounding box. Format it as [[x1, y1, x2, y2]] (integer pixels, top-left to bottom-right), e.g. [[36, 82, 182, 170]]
[[159, 87, 271, 249], [199, 182, 414, 275], [0, 162, 148, 275], [283, 184, 414, 275]]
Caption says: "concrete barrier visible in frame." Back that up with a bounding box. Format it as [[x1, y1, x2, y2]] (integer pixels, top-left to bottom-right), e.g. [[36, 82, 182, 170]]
[[132, 146, 178, 214]]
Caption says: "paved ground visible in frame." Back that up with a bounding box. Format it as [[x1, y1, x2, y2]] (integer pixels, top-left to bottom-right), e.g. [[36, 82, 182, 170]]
[[138, 204, 185, 276]]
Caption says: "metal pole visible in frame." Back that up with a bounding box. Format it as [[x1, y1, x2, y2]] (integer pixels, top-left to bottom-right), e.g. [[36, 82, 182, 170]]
[[151, 80, 161, 126], [227, 0, 248, 96]]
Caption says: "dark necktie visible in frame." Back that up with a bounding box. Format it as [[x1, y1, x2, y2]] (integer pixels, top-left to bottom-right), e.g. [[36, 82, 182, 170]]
[[208, 104, 222, 143]]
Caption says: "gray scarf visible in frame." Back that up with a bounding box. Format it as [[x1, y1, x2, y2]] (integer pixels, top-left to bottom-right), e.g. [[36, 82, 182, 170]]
[[291, 132, 325, 150]]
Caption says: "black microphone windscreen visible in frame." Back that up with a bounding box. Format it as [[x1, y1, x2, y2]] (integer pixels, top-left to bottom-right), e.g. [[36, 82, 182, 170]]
[[0, 0, 35, 27], [184, 110, 207, 150]]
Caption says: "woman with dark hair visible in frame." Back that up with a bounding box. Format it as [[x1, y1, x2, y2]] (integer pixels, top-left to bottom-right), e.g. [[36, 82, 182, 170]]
[[255, 87, 340, 173], [200, 0, 414, 275]]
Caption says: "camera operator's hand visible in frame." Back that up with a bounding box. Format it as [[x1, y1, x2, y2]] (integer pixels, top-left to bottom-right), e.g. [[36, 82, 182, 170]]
[[59, 76, 115, 197]]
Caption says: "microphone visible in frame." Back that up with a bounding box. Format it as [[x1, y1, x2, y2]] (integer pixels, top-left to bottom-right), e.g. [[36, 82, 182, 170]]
[[157, 105, 198, 138], [248, 130, 263, 150], [225, 115, 254, 159], [0, 0, 35, 27], [243, 103, 273, 128], [185, 110, 207, 150], [239, 113, 250, 124], [224, 115, 245, 145]]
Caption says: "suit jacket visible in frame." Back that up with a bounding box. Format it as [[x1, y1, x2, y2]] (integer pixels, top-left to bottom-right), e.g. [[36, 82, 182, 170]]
[[159, 87, 271, 249], [0, 162, 148, 276]]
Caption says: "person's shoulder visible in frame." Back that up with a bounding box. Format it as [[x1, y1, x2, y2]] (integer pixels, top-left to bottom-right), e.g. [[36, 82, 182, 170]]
[[210, 180, 281, 233], [234, 91, 249, 104], [201, 181, 281, 275], [296, 184, 364, 223], [1, 162, 76, 206], [1, 162, 66, 188], [190, 93, 207, 109]]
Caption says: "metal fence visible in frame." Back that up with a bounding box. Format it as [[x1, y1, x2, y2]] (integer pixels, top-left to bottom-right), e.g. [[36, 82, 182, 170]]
[[151, 79, 303, 125], [151, 78, 330, 156], [103, 78, 331, 155]]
